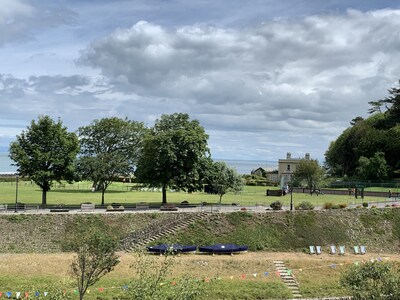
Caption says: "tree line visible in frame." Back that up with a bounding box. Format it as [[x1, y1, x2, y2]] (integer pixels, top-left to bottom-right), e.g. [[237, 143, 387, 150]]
[[9, 113, 242, 205], [325, 80, 400, 180]]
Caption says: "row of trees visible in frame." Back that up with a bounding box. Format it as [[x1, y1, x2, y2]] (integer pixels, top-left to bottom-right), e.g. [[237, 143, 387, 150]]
[[9, 113, 242, 205], [325, 80, 400, 179]]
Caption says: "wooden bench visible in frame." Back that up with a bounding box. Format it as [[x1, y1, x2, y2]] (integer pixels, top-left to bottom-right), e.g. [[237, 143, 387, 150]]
[[25, 205, 39, 212], [135, 203, 149, 210], [160, 204, 178, 211], [0, 204, 7, 212], [50, 205, 70, 213], [80, 203, 95, 212]]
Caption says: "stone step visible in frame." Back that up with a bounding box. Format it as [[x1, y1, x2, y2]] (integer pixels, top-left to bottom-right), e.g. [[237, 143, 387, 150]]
[[274, 260, 302, 298], [284, 280, 297, 284]]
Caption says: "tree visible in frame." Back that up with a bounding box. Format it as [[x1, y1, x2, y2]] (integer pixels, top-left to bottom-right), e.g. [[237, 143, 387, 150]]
[[9, 115, 79, 205], [356, 151, 388, 180], [135, 113, 210, 204], [350, 116, 364, 125], [69, 220, 120, 300], [205, 161, 243, 204], [325, 126, 359, 177], [77, 117, 146, 205], [293, 159, 324, 193], [340, 261, 400, 299], [325, 81, 400, 178]]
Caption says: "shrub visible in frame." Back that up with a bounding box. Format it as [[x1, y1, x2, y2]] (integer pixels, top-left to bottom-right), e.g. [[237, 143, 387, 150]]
[[107, 205, 114, 210], [297, 201, 314, 210], [247, 181, 257, 186], [323, 202, 333, 209], [339, 203, 347, 209], [340, 261, 400, 299], [270, 201, 283, 210], [362, 202, 369, 208], [332, 204, 340, 209], [118, 205, 124, 210]]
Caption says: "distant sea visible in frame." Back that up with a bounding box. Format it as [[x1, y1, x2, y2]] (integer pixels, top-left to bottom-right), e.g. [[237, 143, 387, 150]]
[[218, 159, 277, 175], [0, 152, 16, 174], [0, 152, 276, 175]]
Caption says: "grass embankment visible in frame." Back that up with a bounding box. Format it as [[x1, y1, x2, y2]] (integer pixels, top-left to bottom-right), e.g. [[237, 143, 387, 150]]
[[0, 181, 394, 207], [159, 209, 400, 253], [1, 209, 400, 298]]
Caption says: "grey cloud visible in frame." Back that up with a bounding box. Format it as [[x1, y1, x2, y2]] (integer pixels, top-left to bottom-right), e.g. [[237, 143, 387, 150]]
[[0, 0, 76, 46], [75, 9, 400, 161], [4, 6, 400, 162]]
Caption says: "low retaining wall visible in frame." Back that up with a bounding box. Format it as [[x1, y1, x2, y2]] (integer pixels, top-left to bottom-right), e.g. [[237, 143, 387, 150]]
[[292, 188, 396, 198]]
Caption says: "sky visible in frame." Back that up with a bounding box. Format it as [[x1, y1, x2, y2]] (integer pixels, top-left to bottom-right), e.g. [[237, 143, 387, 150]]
[[1, 0, 400, 163]]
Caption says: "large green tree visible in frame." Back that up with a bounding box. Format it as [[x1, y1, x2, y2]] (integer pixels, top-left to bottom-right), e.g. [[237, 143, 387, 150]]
[[356, 151, 389, 180], [9, 115, 79, 205], [325, 81, 400, 178], [77, 117, 146, 205], [293, 159, 324, 192], [205, 161, 243, 204], [135, 113, 209, 204]]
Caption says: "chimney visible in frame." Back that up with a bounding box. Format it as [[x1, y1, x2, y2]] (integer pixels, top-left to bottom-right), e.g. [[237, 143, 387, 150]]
[[305, 153, 310, 160], [287, 152, 291, 159]]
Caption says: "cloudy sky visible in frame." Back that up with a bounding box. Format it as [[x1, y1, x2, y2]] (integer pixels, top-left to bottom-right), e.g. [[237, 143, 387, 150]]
[[1, 0, 400, 163]]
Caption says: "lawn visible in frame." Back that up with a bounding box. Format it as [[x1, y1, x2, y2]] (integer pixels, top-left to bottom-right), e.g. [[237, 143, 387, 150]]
[[0, 180, 393, 207], [1, 251, 398, 299]]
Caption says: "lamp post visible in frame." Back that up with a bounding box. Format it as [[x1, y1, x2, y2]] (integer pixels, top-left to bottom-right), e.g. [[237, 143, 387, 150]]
[[15, 174, 19, 213], [290, 176, 293, 211]]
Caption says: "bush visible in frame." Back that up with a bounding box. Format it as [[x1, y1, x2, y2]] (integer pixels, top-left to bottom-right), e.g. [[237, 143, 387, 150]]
[[118, 205, 124, 210], [323, 202, 333, 209], [339, 203, 347, 209], [332, 204, 340, 209], [107, 205, 114, 210], [340, 261, 400, 299], [362, 202, 369, 208], [270, 201, 283, 210], [297, 201, 314, 210]]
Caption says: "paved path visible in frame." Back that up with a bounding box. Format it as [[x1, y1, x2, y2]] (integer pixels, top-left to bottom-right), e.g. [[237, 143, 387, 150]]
[[1, 197, 399, 215]]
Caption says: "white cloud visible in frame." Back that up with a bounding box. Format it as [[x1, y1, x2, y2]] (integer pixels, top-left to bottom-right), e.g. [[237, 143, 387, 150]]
[[79, 10, 400, 139], [3, 6, 400, 162]]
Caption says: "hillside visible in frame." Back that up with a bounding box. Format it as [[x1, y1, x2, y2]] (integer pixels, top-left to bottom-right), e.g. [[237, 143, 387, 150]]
[[1, 208, 400, 253]]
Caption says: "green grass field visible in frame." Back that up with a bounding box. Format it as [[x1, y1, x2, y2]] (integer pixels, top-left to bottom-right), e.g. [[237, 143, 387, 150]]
[[0, 180, 396, 207]]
